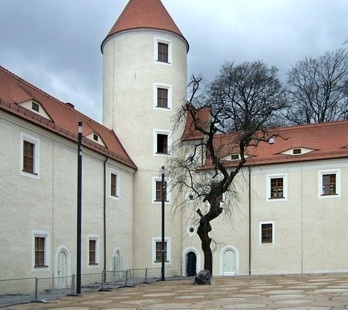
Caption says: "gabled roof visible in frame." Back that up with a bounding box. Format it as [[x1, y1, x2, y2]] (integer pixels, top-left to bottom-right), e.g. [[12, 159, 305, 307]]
[[101, 0, 189, 52], [183, 107, 348, 167], [0, 66, 137, 170]]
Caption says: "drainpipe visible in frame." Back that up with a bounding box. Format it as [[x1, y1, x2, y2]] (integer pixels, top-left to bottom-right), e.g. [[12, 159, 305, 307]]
[[248, 165, 251, 275], [103, 157, 108, 282]]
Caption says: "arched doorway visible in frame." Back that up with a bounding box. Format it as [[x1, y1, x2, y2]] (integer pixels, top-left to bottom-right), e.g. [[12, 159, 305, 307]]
[[56, 247, 70, 289], [223, 250, 235, 275], [186, 252, 197, 276], [113, 248, 123, 281], [219, 246, 239, 276]]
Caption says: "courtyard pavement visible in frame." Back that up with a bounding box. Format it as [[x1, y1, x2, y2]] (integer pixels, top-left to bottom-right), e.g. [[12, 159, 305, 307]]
[[3, 273, 348, 310]]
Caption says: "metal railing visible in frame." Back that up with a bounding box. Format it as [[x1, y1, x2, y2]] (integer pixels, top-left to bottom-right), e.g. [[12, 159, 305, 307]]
[[0, 268, 161, 308]]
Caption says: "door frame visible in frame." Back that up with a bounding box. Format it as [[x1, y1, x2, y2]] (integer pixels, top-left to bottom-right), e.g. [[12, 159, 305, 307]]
[[182, 247, 201, 276], [55, 246, 71, 288], [219, 245, 239, 276]]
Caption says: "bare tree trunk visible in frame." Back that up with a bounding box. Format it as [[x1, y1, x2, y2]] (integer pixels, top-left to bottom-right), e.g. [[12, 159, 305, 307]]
[[197, 213, 213, 274], [197, 200, 222, 275]]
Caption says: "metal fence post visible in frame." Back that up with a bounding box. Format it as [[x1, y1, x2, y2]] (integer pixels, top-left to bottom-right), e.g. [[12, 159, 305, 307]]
[[34, 277, 38, 301], [144, 268, 148, 283], [71, 274, 75, 295]]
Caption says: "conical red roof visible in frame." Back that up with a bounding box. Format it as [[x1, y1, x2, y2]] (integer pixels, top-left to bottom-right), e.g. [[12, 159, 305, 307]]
[[101, 0, 188, 51]]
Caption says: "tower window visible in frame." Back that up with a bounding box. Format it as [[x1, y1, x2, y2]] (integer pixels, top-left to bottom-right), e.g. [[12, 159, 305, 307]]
[[157, 88, 168, 108], [158, 43, 168, 63], [157, 134, 168, 154]]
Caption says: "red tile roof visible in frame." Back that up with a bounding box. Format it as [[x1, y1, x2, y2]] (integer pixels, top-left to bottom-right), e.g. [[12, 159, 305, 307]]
[[0, 66, 137, 169], [182, 107, 348, 167], [101, 0, 189, 51]]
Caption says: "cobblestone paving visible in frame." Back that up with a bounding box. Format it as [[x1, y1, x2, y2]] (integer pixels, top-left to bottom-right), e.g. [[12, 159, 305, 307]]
[[4, 273, 348, 309]]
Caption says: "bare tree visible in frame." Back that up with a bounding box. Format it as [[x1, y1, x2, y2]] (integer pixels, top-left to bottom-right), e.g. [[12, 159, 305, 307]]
[[167, 61, 287, 275], [286, 48, 348, 124]]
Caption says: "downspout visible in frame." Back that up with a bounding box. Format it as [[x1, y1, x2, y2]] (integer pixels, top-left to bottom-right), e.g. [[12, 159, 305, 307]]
[[248, 165, 251, 275], [103, 157, 108, 281]]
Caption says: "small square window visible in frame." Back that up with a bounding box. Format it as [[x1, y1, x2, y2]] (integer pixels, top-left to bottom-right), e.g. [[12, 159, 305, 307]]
[[260, 222, 274, 244], [158, 43, 168, 63], [293, 148, 301, 155], [93, 134, 99, 142]]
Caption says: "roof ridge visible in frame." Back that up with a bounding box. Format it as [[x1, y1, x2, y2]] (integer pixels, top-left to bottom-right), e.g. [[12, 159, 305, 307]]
[[0, 66, 114, 132]]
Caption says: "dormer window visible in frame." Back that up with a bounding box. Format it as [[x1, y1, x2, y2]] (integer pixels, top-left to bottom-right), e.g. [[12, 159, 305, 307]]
[[293, 148, 301, 155], [32, 102, 39, 112], [231, 154, 240, 160]]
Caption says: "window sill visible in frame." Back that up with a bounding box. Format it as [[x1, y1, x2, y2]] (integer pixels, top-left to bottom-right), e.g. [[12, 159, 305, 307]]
[[89, 263, 99, 266], [156, 60, 171, 64], [321, 194, 338, 196], [154, 200, 169, 203], [22, 170, 38, 175], [34, 265, 48, 268], [268, 197, 285, 199]]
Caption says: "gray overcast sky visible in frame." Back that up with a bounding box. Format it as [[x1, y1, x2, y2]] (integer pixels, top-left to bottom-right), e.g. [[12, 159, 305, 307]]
[[1, 0, 347, 122]]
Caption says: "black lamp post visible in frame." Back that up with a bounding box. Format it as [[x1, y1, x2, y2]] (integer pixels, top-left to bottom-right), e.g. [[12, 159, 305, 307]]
[[161, 166, 165, 281], [76, 121, 82, 294]]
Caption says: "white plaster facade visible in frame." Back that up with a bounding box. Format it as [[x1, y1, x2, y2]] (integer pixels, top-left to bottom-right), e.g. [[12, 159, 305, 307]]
[[1, 0, 348, 286]]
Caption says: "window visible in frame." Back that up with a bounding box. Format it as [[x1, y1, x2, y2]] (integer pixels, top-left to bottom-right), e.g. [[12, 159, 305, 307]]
[[154, 83, 172, 110], [267, 174, 287, 201], [88, 236, 99, 266], [23, 141, 34, 173], [157, 88, 168, 108], [152, 237, 171, 264], [152, 177, 170, 203], [111, 173, 117, 197], [35, 237, 45, 267], [154, 38, 172, 65], [21, 133, 40, 178], [93, 134, 99, 142], [155, 180, 167, 201], [322, 174, 336, 195], [293, 148, 301, 155], [154, 130, 171, 155], [231, 154, 240, 160], [32, 231, 50, 270], [32, 102, 39, 112], [158, 43, 168, 63], [260, 222, 274, 244], [318, 170, 340, 198], [89, 240, 96, 265], [155, 241, 167, 262], [270, 178, 283, 198]]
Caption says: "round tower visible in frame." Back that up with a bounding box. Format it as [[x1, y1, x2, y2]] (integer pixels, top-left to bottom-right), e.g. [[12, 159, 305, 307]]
[[101, 0, 189, 274]]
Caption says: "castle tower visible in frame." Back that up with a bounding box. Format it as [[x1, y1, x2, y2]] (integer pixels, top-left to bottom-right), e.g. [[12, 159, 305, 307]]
[[101, 0, 189, 274]]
